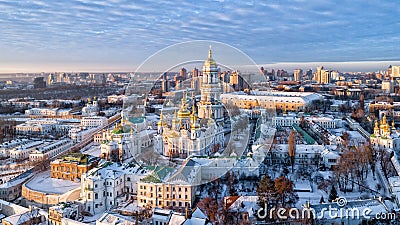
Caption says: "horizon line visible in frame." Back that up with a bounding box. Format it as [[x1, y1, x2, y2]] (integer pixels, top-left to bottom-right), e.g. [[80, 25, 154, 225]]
[[0, 59, 399, 74]]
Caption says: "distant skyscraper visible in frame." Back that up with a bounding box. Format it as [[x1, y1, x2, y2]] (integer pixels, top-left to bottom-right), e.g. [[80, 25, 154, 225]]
[[192, 68, 199, 78], [267, 69, 276, 81], [315, 66, 330, 84], [330, 71, 339, 81], [180, 67, 187, 80], [306, 69, 313, 80], [47, 74, 54, 86], [293, 69, 302, 82], [33, 77, 46, 89], [162, 72, 169, 92], [391, 65, 400, 78]]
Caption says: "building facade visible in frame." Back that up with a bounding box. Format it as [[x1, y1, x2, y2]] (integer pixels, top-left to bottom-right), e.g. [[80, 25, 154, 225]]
[[29, 139, 73, 162], [80, 162, 148, 215], [50, 154, 99, 181]]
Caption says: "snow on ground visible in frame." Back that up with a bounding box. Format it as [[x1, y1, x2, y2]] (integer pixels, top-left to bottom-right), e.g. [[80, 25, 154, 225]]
[[25, 171, 80, 194]]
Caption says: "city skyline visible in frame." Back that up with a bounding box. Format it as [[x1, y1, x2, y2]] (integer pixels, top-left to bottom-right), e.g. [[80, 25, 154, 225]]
[[1, 0, 400, 73]]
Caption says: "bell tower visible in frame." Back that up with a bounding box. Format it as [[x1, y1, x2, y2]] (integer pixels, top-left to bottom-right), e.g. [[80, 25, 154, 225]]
[[197, 47, 224, 123]]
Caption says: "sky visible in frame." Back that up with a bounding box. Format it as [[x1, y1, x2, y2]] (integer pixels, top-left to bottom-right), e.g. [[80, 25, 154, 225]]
[[0, 0, 399, 73]]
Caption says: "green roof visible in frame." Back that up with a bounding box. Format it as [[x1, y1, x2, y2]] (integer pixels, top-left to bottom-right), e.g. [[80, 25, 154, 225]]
[[61, 153, 88, 164], [140, 166, 174, 183], [292, 124, 316, 145], [112, 126, 124, 134], [129, 116, 145, 124]]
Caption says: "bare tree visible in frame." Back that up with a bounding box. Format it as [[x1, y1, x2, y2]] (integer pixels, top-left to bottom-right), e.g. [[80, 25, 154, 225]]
[[288, 131, 296, 172]]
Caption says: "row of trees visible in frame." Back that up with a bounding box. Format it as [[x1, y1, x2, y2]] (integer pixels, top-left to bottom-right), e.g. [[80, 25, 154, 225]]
[[333, 144, 375, 192]]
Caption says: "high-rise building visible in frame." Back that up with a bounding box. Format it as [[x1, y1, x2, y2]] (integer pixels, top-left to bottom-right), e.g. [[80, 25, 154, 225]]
[[162, 72, 169, 93], [180, 67, 187, 80], [33, 77, 46, 89], [191, 68, 200, 91], [47, 74, 54, 86], [315, 66, 330, 84], [229, 71, 247, 91], [293, 69, 303, 82], [392, 65, 400, 78], [192, 67, 199, 78], [306, 69, 313, 80]]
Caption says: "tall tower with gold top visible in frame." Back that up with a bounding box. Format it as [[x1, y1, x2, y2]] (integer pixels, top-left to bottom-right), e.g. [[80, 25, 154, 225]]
[[380, 115, 390, 137], [198, 47, 224, 123], [178, 96, 191, 130]]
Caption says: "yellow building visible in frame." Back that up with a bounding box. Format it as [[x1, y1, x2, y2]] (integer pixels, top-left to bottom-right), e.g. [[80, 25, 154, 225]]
[[50, 153, 98, 181]]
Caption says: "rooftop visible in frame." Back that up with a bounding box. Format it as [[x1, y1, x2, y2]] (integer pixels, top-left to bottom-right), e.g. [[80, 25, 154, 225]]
[[24, 171, 80, 194]]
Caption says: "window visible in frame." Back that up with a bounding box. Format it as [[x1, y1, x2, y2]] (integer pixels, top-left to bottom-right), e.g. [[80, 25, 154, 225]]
[[95, 193, 98, 199]]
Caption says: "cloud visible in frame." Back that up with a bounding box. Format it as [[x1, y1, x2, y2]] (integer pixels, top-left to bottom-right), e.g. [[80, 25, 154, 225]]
[[0, 0, 399, 72]]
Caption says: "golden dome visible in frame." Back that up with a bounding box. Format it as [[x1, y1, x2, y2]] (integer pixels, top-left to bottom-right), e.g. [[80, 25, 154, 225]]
[[374, 121, 379, 129], [382, 115, 387, 125], [178, 97, 191, 118], [204, 47, 217, 68], [158, 112, 167, 126], [190, 100, 200, 129]]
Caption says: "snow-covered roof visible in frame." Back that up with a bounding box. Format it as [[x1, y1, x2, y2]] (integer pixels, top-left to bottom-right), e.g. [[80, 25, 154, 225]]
[[152, 208, 172, 222], [191, 208, 208, 219], [86, 161, 149, 181], [275, 144, 325, 154], [227, 196, 258, 216], [0, 170, 33, 188], [169, 213, 186, 225], [97, 212, 136, 225], [24, 171, 80, 194]]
